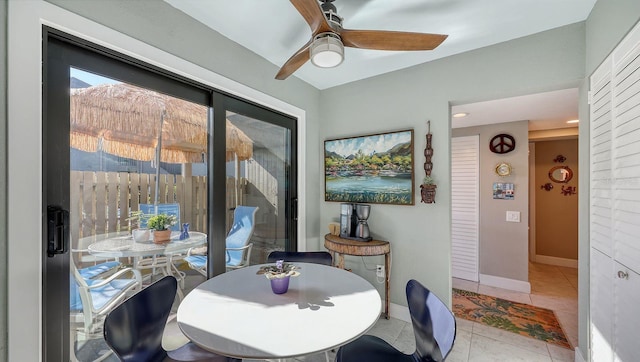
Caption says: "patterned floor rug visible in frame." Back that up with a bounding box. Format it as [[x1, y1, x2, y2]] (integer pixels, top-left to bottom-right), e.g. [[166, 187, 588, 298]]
[[452, 288, 571, 349]]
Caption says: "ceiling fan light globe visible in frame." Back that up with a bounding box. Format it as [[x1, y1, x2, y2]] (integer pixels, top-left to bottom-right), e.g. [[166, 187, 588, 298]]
[[310, 35, 344, 68]]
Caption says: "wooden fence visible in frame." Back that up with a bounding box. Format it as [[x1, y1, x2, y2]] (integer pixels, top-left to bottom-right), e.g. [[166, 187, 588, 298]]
[[70, 171, 215, 244]]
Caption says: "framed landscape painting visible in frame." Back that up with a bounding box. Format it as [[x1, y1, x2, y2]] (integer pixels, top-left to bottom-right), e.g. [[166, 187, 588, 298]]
[[324, 129, 414, 205]]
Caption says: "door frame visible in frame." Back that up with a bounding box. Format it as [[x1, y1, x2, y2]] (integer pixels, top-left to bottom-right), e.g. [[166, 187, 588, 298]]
[[7, 2, 307, 360]]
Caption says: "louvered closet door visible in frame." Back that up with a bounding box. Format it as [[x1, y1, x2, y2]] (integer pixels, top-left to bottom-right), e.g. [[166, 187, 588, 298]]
[[589, 56, 614, 362], [590, 22, 640, 362], [451, 135, 479, 281], [590, 247, 614, 362], [589, 56, 616, 362], [611, 26, 640, 362], [590, 57, 614, 257], [611, 32, 640, 274]]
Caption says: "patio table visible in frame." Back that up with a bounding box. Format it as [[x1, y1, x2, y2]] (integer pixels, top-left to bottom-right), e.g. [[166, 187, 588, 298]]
[[88, 231, 206, 298]]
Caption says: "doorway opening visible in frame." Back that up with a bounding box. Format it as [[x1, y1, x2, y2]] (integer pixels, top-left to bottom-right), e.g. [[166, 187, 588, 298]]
[[450, 88, 580, 348]]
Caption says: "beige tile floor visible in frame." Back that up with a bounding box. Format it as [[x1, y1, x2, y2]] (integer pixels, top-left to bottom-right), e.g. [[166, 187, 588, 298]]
[[165, 262, 578, 361]]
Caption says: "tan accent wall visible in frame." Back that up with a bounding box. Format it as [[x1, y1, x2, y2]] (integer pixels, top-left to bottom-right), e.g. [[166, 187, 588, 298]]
[[534, 139, 578, 260]]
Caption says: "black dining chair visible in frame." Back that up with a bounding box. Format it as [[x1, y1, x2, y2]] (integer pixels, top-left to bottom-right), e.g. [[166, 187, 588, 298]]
[[336, 279, 456, 362], [103, 275, 239, 362], [267, 251, 333, 266]]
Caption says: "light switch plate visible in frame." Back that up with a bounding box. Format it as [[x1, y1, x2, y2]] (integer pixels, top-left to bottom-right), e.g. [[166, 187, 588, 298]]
[[506, 211, 521, 222]]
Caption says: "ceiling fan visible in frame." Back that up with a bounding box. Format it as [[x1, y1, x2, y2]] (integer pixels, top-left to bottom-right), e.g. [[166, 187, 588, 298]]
[[275, 0, 448, 80]]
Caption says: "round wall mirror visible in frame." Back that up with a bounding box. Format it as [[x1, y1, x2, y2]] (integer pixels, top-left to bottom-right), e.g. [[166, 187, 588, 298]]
[[549, 165, 573, 183]]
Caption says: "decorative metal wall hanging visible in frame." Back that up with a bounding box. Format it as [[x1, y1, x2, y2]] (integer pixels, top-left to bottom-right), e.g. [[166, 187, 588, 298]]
[[420, 120, 436, 203], [540, 183, 554, 191], [561, 185, 577, 196], [489, 133, 516, 154], [553, 154, 566, 163]]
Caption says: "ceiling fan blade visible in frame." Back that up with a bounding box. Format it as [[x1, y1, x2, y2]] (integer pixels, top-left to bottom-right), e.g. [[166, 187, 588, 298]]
[[341, 29, 448, 51], [290, 0, 333, 34], [275, 40, 313, 80]]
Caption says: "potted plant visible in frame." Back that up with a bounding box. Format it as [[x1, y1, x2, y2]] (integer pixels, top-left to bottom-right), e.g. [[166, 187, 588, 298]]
[[147, 213, 177, 243], [127, 210, 152, 242], [257, 260, 301, 294], [420, 175, 437, 204]]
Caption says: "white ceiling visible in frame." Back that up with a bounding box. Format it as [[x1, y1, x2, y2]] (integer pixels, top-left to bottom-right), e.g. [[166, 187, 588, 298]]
[[165, 0, 596, 90], [451, 88, 580, 131], [165, 0, 591, 131]]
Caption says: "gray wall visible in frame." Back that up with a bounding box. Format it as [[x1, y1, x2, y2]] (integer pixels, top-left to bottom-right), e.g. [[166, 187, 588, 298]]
[[1, 0, 7, 360], [453, 121, 529, 282], [319, 23, 585, 306], [580, 1, 640, 359]]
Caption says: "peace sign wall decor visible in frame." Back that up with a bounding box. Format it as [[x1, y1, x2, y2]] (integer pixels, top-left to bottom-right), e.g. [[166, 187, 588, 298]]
[[489, 133, 516, 154]]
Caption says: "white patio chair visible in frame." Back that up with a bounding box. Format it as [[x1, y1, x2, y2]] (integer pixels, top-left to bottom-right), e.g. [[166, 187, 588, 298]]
[[72, 232, 125, 278], [184, 206, 258, 275], [70, 258, 142, 361]]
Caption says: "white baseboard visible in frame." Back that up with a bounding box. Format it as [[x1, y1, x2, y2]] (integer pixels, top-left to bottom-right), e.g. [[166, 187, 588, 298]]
[[535, 254, 578, 268], [575, 347, 586, 362], [389, 302, 411, 323], [479, 273, 531, 293]]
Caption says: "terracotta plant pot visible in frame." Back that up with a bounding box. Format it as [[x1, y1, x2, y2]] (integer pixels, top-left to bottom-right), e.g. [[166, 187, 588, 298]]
[[153, 229, 171, 244]]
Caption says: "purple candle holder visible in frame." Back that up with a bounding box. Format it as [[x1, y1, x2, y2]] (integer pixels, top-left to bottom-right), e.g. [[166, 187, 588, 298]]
[[270, 276, 291, 294]]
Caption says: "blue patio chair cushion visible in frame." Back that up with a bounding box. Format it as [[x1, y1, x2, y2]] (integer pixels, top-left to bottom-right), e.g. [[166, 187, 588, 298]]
[[184, 255, 206, 269], [70, 276, 138, 313], [225, 206, 257, 265], [77, 261, 121, 280]]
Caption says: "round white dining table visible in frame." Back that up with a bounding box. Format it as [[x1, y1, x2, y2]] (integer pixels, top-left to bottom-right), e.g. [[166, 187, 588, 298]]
[[177, 262, 382, 360]]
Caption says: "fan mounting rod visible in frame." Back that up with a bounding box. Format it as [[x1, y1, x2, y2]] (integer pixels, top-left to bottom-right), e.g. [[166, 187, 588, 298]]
[[320, 0, 342, 30]]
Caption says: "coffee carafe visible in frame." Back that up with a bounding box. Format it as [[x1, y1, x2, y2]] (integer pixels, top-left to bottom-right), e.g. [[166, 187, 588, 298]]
[[340, 203, 372, 241], [355, 204, 371, 240]]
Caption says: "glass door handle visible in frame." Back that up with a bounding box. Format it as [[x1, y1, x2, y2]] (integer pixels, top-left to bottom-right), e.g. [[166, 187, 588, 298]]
[[291, 197, 298, 222], [47, 205, 69, 257]]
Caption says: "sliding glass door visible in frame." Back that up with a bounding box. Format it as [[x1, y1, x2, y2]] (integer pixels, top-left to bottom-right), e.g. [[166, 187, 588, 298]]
[[222, 98, 297, 266], [44, 28, 297, 361]]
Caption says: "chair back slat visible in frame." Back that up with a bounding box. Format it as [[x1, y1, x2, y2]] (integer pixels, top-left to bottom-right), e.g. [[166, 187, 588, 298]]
[[406, 279, 456, 361], [103, 276, 177, 361], [267, 251, 333, 266]]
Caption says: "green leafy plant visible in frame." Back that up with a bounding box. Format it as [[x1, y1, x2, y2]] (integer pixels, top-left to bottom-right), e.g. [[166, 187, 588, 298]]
[[257, 260, 301, 280], [422, 175, 435, 185], [146, 213, 177, 231]]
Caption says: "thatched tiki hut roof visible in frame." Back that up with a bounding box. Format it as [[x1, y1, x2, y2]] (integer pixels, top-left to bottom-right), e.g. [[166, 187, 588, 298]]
[[70, 83, 253, 163]]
